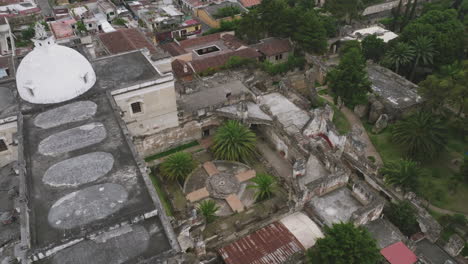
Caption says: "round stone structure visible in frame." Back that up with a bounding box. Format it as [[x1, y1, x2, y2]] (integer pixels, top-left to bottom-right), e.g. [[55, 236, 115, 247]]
[[206, 172, 241, 199]]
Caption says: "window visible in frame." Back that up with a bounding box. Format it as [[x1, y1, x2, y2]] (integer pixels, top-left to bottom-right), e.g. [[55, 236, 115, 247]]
[[0, 139, 7, 152], [130, 102, 142, 114], [88, 23, 92, 28], [195, 45, 220, 55], [275, 54, 283, 61]]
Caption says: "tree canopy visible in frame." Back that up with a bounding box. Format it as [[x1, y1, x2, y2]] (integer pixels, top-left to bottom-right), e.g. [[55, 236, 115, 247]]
[[391, 111, 448, 161], [160, 152, 197, 182], [327, 47, 371, 108], [384, 201, 421, 236], [307, 222, 381, 264], [380, 159, 426, 192], [362, 35, 386, 62], [213, 120, 257, 162]]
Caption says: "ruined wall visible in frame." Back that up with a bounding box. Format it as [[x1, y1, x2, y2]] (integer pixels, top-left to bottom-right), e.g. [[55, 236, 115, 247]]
[[350, 182, 385, 226], [0, 119, 17, 168], [133, 116, 220, 157], [310, 173, 349, 197]]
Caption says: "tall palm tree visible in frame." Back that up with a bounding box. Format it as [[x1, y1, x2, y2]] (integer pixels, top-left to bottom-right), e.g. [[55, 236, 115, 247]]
[[247, 173, 276, 201], [160, 152, 197, 182], [385, 42, 415, 74], [380, 159, 425, 192], [212, 120, 256, 162], [410, 36, 436, 81], [197, 199, 219, 223], [391, 111, 448, 161]]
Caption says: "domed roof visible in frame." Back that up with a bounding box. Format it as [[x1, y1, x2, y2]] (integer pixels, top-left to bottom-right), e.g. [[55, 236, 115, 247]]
[[16, 24, 96, 104]]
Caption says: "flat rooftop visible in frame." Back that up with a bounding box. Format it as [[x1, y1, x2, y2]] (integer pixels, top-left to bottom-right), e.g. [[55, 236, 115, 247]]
[[367, 64, 421, 110], [365, 218, 406, 249], [0, 162, 20, 248], [415, 239, 456, 264], [178, 80, 249, 113], [309, 187, 363, 226], [21, 93, 170, 255], [92, 51, 162, 91]]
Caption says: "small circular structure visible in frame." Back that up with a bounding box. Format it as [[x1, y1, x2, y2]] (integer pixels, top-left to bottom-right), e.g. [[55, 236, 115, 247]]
[[206, 172, 240, 199]]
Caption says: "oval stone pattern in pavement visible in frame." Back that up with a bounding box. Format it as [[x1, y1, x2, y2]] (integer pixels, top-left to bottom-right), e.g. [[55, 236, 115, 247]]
[[50, 225, 150, 264], [34, 101, 98, 129], [48, 183, 128, 229], [38, 122, 107, 156], [43, 152, 114, 187]]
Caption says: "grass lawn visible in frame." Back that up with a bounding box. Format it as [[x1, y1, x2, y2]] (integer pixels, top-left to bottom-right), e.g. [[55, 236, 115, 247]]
[[332, 105, 351, 135], [148, 172, 173, 217], [363, 122, 468, 214]]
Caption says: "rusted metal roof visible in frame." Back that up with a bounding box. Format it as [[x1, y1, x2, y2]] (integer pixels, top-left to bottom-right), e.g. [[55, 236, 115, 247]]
[[218, 222, 305, 264]]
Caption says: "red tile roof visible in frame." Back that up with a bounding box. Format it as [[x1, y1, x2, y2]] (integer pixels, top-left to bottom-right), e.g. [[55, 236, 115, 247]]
[[381, 242, 418, 264], [98, 28, 157, 54], [171, 59, 194, 78], [191, 48, 260, 73], [160, 42, 186, 56], [218, 222, 305, 264], [178, 33, 222, 49], [253, 38, 292, 57], [240, 0, 261, 7]]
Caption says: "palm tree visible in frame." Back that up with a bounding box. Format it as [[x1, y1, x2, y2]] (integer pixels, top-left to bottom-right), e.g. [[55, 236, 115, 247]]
[[212, 120, 256, 162], [247, 173, 276, 201], [391, 112, 448, 161], [384, 42, 415, 74], [160, 152, 197, 182], [410, 36, 436, 81], [197, 199, 219, 223], [380, 159, 426, 192]]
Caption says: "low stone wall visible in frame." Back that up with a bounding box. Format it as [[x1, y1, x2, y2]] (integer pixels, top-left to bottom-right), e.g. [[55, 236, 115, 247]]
[[309, 173, 349, 197], [134, 116, 220, 157]]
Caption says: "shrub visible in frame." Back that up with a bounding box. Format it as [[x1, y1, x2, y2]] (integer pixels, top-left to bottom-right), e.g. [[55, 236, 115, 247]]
[[261, 55, 305, 75], [160, 152, 197, 182], [197, 199, 219, 223], [213, 120, 256, 162], [247, 173, 277, 201], [213, 5, 241, 19]]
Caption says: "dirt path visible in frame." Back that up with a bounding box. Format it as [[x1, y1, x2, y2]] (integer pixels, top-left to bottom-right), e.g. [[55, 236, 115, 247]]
[[320, 94, 383, 166]]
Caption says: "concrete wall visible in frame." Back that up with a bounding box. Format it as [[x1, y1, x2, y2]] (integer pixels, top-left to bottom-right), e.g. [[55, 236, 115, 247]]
[[134, 116, 220, 157], [194, 9, 242, 28], [0, 120, 17, 168], [312, 173, 349, 197], [113, 81, 179, 137]]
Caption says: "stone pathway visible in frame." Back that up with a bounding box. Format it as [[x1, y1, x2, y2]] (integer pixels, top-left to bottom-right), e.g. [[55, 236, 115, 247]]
[[256, 140, 293, 178], [320, 94, 383, 166]]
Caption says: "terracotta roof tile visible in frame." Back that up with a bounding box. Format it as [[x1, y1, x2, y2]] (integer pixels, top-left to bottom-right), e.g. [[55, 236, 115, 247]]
[[160, 42, 187, 56], [178, 33, 222, 49], [191, 48, 260, 73], [253, 38, 292, 57], [98, 28, 157, 54], [240, 0, 261, 7], [171, 59, 194, 78]]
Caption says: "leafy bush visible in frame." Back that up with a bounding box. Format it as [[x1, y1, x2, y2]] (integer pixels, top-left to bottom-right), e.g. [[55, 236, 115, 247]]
[[198, 199, 219, 223], [160, 152, 197, 182], [213, 5, 241, 19], [247, 173, 276, 201], [113, 18, 126, 26], [199, 67, 218, 77], [222, 56, 255, 69], [261, 55, 305, 75], [384, 201, 421, 236], [213, 120, 256, 162]]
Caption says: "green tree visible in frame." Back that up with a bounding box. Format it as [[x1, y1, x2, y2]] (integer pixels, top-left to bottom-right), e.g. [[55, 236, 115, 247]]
[[326, 47, 371, 108], [400, 9, 464, 67], [361, 35, 386, 62], [160, 152, 197, 182], [213, 120, 257, 162], [247, 173, 276, 201], [307, 222, 381, 264], [460, 156, 468, 183], [380, 159, 425, 192], [197, 200, 219, 223], [76, 21, 88, 32], [384, 201, 421, 236], [391, 111, 448, 161], [324, 0, 362, 22], [384, 42, 415, 74], [236, 10, 263, 43], [293, 11, 327, 54], [319, 14, 338, 38], [418, 74, 451, 112], [409, 36, 436, 81], [258, 0, 296, 38], [339, 40, 361, 56]]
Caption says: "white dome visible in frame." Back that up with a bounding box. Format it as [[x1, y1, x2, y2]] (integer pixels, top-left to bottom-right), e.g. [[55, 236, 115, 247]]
[[16, 37, 96, 104]]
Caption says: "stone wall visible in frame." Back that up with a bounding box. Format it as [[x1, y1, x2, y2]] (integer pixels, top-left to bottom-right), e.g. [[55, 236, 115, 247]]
[[310, 173, 349, 197], [133, 116, 221, 157], [0, 119, 18, 168], [350, 181, 385, 226]]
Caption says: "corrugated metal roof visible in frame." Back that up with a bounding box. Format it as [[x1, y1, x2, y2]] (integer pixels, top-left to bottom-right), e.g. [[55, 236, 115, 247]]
[[218, 222, 305, 264]]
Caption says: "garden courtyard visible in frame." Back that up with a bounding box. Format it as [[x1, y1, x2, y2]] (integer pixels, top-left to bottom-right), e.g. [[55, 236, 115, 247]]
[[144, 121, 290, 246]]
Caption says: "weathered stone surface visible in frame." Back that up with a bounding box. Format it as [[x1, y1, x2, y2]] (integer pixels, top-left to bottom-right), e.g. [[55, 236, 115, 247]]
[[368, 100, 385, 124], [354, 104, 368, 118], [43, 152, 114, 187], [372, 114, 388, 134], [48, 183, 128, 229], [38, 122, 107, 156], [443, 234, 465, 257], [34, 101, 97, 129]]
